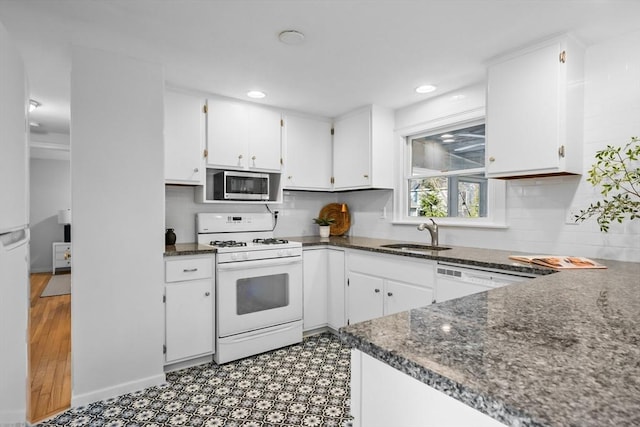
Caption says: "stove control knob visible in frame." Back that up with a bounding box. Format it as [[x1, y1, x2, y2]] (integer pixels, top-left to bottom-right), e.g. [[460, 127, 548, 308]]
[[231, 253, 238, 261], [242, 252, 249, 260], [277, 250, 285, 257]]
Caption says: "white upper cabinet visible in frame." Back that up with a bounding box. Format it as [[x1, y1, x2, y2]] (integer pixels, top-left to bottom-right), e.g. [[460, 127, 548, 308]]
[[283, 113, 333, 190], [486, 35, 584, 178], [332, 105, 395, 190], [206, 97, 282, 172], [164, 90, 206, 185]]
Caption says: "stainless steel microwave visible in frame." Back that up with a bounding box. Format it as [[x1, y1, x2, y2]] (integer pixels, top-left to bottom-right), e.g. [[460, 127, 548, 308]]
[[213, 171, 270, 201]]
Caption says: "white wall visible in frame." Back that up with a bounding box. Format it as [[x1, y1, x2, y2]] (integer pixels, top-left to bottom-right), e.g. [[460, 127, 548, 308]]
[[71, 46, 165, 406], [29, 157, 70, 272], [338, 30, 640, 262], [165, 186, 337, 241]]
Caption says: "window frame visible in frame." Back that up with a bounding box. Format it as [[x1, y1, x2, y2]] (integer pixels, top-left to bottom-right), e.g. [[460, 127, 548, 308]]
[[394, 115, 506, 228]]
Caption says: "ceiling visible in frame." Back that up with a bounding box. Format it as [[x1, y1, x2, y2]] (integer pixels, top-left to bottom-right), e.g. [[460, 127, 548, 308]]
[[1, 0, 640, 136]]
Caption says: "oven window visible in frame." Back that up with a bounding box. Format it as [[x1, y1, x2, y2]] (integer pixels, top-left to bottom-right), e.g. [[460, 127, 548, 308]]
[[237, 273, 289, 315]]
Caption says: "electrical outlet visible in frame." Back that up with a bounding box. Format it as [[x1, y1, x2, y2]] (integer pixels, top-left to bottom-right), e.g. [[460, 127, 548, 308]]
[[565, 206, 581, 225]]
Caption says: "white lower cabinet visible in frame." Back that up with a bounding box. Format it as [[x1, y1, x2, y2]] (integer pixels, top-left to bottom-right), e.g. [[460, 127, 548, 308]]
[[302, 249, 328, 331], [347, 251, 434, 325], [350, 350, 508, 427], [164, 256, 215, 364], [302, 247, 346, 332]]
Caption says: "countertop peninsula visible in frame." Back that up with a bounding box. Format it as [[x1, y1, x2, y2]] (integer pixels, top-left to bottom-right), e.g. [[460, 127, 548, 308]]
[[166, 235, 640, 426]]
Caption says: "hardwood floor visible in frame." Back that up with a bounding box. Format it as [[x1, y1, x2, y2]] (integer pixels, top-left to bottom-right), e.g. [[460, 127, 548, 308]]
[[29, 272, 71, 424]]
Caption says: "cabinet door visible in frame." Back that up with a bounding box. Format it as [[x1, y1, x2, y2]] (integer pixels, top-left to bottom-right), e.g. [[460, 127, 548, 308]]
[[206, 98, 248, 169], [327, 249, 346, 329], [165, 279, 214, 363], [284, 114, 333, 190], [486, 41, 562, 177], [348, 271, 383, 324], [303, 249, 328, 331], [164, 91, 206, 184], [384, 280, 433, 316], [333, 108, 371, 190], [247, 104, 282, 171]]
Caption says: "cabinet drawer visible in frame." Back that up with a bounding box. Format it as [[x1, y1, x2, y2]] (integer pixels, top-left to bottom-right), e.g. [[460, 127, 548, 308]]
[[165, 257, 213, 282], [55, 245, 71, 254]]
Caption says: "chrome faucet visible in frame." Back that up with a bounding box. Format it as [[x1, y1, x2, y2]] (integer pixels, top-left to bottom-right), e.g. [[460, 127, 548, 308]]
[[417, 219, 438, 247]]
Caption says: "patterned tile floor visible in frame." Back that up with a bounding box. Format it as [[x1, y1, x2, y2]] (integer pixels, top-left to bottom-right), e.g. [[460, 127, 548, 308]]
[[36, 333, 352, 427]]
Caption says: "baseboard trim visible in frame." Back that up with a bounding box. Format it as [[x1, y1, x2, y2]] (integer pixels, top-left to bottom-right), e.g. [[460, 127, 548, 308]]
[[71, 373, 166, 408]]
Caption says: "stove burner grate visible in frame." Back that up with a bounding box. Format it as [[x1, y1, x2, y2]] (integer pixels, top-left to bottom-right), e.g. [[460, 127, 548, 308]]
[[210, 240, 247, 248], [253, 238, 289, 245]]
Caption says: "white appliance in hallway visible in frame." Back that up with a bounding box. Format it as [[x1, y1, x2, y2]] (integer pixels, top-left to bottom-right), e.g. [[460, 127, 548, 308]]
[[0, 20, 29, 424], [196, 212, 303, 364]]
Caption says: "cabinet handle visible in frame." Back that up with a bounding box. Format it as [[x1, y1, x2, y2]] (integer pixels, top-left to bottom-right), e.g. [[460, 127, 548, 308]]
[[205, 292, 211, 297], [288, 176, 293, 179], [489, 156, 495, 162], [374, 288, 380, 293], [363, 174, 369, 179], [183, 268, 198, 272], [432, 299, 436, 304], [387, 292, 393, 297]]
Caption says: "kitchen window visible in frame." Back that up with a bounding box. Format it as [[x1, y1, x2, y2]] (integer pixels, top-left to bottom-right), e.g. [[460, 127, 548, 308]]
[[401, 119, 505, 225]]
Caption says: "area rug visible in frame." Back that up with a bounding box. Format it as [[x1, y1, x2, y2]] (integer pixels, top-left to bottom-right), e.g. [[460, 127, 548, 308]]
[[40, 274, 71, 297]]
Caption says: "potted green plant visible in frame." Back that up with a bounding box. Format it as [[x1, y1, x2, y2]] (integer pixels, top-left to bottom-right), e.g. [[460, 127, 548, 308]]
[[313, 216, 335, 238], [575, 136, 639, 232]]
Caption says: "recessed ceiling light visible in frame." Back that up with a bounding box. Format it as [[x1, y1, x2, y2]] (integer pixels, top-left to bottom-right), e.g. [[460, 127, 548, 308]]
[[247, 90, 266, 99], [29, 99, 41, 112], [451, 94, 466, 101], [29, 121, 40, 127], [441, 134, 454, 138], [278, 30, 305, 45], [443, 139, 455, 143], [415, 85, 436, 94]]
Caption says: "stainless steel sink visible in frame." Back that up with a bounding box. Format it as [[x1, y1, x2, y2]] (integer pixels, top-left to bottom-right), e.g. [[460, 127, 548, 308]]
[[380, 243, 452, 251]]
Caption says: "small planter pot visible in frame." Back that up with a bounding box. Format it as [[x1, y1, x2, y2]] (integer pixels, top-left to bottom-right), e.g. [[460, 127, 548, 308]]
[[319, 225, 331, 238]]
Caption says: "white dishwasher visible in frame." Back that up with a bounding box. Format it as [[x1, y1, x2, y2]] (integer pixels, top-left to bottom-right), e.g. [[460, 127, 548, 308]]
[[435, 262, 537, 303]]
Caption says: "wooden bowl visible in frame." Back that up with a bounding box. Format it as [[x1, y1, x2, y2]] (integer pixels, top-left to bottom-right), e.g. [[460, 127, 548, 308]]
[[318, 203, 351, 236]]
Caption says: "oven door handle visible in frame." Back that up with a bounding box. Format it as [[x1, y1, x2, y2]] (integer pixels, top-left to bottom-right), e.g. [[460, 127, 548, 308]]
[[217, 257, 302, 271]]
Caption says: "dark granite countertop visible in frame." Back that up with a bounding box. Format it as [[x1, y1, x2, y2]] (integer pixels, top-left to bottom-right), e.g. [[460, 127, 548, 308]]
[[164, 242, 216, 256], [165, 235, 640, 425]]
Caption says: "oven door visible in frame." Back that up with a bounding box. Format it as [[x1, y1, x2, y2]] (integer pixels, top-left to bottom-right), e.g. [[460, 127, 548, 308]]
[[217, 256, 302, 337]]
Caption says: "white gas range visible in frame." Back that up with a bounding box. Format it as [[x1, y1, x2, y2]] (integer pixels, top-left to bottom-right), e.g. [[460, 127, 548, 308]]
[[196, 213, 303, 364]]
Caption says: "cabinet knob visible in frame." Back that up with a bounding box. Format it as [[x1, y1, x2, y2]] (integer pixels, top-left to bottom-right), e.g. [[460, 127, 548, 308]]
[[193, 168, 199, 173], [432, 299, 436, 304], [288, 176, 292, 179], [238, 154, 243, 159], [252, 155, 256, 160], [489, 156, 495, 162], [387, 292, 393, 297], [374, 288, 380, 293], [205, 292, 210, 297]]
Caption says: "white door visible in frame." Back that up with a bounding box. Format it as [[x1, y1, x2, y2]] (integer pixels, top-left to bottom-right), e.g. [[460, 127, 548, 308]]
[[327, 249, 346, 329], [207, 98, 248, 169], [217, 257, 303, 337], [247, 104, 282, 171], [333, 108, 371, 190], [384, 280, 433, 316], [284, 114, 333, 190], [164, 91, 205, 184], [302, 249, 328, 331], [348, 271, 383, 324], [486, 41, 561, 176], [165, 279, 214, 363]]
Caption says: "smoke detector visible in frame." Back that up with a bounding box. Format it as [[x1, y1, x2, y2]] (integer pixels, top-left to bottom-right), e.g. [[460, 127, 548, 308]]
[[278, 30, 305, 45]]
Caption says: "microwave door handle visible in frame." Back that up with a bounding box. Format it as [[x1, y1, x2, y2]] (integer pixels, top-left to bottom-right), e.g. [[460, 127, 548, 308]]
[[217, 257, 301, 272]]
